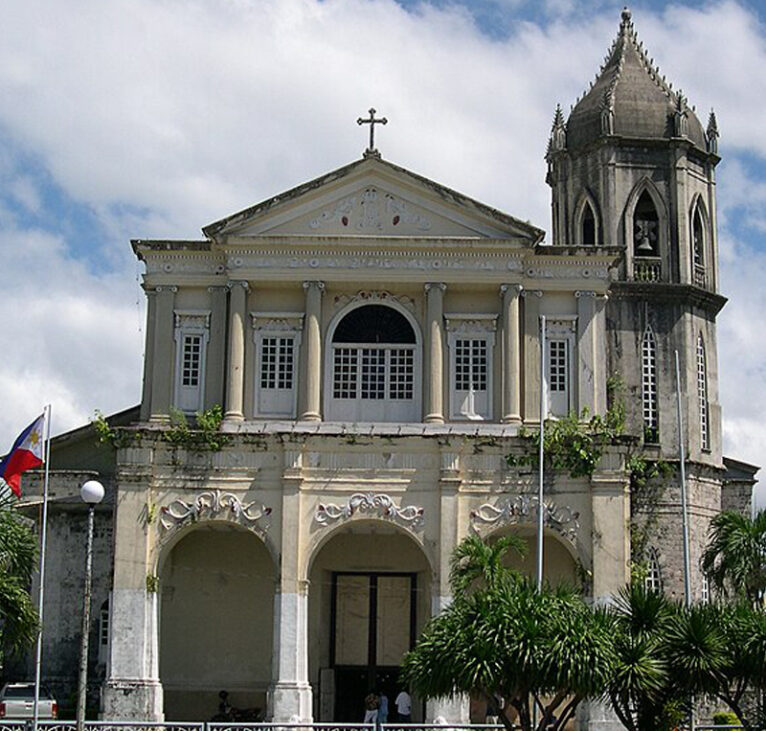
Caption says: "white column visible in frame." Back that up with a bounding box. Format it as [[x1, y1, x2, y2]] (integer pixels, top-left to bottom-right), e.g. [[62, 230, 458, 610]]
[[270, 580, 312, 722], [424, 282, 446, 424], [149, 286, 176, 422], [101, 487, 162, 720], [300, 281, 324, 421], [224, 281, 249, 422], [500, 284, 523, 424]]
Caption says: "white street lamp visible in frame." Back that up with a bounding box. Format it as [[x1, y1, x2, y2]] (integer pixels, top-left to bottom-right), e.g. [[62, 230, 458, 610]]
[[76, 480, 104, 731]]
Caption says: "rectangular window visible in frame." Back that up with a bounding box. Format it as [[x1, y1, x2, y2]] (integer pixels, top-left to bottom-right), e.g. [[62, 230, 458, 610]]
[[174, 312, 210, 414], [261, 337, 294, 390], [546, 337, 571, 418], [256, 332, 299, 417], [182, 334, 202, 387], [448, 327, 494, 421], [389, 349, 414, 400], [361, 348, 386, 400]]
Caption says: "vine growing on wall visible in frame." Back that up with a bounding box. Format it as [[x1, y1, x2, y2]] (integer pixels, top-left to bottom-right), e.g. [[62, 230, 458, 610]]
[[92, 404, 230, 452]]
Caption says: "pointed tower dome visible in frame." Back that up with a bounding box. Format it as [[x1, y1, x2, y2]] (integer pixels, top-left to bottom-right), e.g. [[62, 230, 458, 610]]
[[566, 7, 707, 151]]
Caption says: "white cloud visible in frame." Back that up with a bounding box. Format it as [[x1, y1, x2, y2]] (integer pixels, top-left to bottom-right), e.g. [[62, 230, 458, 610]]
[[0, 0, 764, 509]]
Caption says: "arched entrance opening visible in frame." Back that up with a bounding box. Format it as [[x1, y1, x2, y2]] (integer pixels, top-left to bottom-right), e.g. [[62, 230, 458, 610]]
[[158, 524, 275, 720], [494, 527, 579, 586], [308, 521, 431, 722]]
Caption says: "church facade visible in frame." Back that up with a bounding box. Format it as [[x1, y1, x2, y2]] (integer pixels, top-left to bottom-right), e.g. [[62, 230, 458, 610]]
[[19, 9, 756, 730]]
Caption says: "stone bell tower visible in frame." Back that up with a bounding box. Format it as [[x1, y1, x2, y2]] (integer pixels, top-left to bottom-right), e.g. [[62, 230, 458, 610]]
[[545, 7, 724, 470]]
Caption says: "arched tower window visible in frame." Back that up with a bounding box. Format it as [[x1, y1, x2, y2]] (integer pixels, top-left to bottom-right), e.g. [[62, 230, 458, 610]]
[[582, 202, 596, 246], [697, 334, 710, 451], [641, 326, 658, 442], [692, 202, 706, 287], [634, 191, 660, 257], [644, 548, 663, 593], [327, 304, 420, 422]]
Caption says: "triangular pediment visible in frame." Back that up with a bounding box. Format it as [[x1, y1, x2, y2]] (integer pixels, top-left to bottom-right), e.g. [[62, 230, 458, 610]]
[[203, 157, 544, 243]]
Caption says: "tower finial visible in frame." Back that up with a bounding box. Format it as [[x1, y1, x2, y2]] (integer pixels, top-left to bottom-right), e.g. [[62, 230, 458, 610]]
[[621, 6, 632, 24]]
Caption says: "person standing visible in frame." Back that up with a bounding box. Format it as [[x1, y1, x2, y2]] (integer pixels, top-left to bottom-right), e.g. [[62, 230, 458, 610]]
[[378, 691, 389, 727], [363, 691, 379, 725], [394, 689, 411, 723]]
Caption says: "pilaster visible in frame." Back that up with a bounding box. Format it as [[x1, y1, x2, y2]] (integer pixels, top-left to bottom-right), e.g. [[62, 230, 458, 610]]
[[224, 281, 249, 422], [205, 285, 228, 408], [576, 291, 607, 416], [149, 286, 176, 423], [140, 289, 157, 421], [500, 284, 523, 423], [522, 290, 543, 421], [300, 281, 324, 421], [424, 282, 446, 424]]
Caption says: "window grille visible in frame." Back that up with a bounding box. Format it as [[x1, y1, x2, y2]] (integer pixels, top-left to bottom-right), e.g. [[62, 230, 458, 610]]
[[548, 340, 568, 392], [333, 348, 359, 399], [389, 349, 414, 400], [454, 339, 488, 392], [642, 327, 658, 441], [361, 349, 386, 400], [645, 550, 663, 593], [697, 334, 710, 450], [181, 334, 202, 387], [333, 345, 414, 401], [260, 337, 294, 390], [701, 572, 710, 603]]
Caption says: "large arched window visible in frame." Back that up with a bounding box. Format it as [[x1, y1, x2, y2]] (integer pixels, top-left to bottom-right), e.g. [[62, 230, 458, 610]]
[[641, 326, 658, 442], [327, 304, 420, 422], [697, 333, 710, 451], [634, 191, 660, 257]]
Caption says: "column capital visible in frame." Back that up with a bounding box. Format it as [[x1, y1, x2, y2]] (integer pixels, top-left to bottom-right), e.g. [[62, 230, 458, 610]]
[[499, 283, 523, 297], [302, 280, 325, 292], [424, 281, 447, 293]]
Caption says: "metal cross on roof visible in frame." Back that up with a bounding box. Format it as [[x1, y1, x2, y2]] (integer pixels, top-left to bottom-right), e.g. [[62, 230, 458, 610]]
[[357, 108, 387, 158]]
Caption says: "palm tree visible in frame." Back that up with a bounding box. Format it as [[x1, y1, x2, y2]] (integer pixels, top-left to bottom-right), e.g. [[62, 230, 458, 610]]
[[0, 492, 39, 659], [449, 533, 527, 594], [606, 583, 679, 731], [701, 509, 766, 604]]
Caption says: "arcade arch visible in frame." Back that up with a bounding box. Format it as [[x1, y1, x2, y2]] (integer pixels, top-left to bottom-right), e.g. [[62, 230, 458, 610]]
[[158, 523, 276, 720], [307, 521, 431, 722]]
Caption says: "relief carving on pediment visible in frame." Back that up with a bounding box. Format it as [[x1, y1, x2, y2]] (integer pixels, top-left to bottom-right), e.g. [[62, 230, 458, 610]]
[[308, 188, 432, 232]]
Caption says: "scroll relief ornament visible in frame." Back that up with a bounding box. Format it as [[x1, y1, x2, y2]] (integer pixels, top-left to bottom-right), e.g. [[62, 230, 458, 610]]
[[160, 490, 272, 531], [470, 495, 580, 543], [315, 492, 424, 529]]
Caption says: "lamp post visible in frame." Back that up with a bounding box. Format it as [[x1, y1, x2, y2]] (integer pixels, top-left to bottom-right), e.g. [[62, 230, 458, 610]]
[[76, 479, 104, 731]]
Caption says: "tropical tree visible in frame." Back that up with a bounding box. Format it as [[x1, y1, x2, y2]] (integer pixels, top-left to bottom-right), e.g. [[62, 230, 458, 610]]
[[401, 535, 615, 731], [701, 509, 766, 604], [605, 583, 680, 731], [0, 491, 39, 660], [666, 601, 766, 731]]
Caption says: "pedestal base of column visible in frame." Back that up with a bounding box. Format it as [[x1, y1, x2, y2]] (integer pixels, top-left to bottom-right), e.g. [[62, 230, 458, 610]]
[[576, 700, 623, 731], [148, 414, 170, 424], [223, 411, 244, 423], [426, 695, 470, 724], [501, 414, 522, 425], [269, 681, 313, 722], [101, 679, 163, 721], [423, 414, 445, 424], [299, 412, 321, 422]]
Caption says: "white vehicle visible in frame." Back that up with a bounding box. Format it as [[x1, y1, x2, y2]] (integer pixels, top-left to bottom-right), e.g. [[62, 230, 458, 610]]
[[0, 683, 58, 719]]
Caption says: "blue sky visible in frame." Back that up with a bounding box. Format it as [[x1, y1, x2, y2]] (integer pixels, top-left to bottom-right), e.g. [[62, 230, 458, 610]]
[[1, 0, 765, 502]]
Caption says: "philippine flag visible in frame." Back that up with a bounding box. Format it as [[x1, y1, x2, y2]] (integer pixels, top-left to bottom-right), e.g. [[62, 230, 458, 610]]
[[0, 414, 45, 497]]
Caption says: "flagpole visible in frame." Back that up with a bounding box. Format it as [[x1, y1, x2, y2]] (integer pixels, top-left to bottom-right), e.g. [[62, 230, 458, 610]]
[[33, 404, 52, 731], [537, 315, 546, 591]]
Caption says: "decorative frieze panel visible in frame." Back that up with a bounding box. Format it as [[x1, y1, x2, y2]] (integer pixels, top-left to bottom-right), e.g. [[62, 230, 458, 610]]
[[250, 312, 304, 332], [470, 494, 580, 543], [315, 492, 424, 529], [160, 490, 272, 531]]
